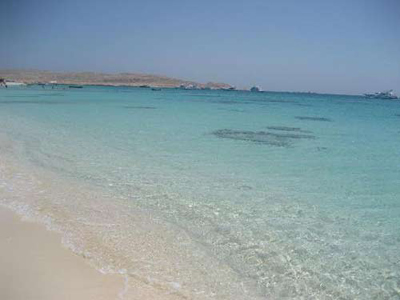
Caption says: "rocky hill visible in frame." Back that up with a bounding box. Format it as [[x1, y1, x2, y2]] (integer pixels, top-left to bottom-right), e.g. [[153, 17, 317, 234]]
[[0, 69, 232, 89]]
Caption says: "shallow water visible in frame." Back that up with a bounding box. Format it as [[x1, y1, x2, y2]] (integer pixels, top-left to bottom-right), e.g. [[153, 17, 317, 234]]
[[0, 85, 400, 299]]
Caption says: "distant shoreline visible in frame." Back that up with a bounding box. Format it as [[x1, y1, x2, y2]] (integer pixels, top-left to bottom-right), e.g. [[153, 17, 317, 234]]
[[0, 69, 232, 90]]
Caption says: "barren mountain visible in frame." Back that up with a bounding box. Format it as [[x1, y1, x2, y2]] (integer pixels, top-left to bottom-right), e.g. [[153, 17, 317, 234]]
[[0, 69, 232, 89]]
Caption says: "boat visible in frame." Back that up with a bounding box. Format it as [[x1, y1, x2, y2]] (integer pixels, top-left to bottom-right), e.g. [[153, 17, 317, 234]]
[[364, 90, 398, 100], [222, 86, 236, 91], [69, 85, 83, 89], [250, 86, 261, 92], [3, 81, 26, 87], [151, 87, 162, 91], [179, 84, 195, 90]]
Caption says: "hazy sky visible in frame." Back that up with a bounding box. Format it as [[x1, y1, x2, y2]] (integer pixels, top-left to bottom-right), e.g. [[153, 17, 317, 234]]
[[1, 0, 399, 94]]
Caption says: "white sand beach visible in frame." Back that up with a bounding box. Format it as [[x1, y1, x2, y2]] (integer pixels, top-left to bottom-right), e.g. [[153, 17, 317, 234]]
[[0, 207, 124, 300]]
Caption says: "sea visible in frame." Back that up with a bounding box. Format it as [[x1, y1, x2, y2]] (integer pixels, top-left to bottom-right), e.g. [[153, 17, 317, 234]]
[[0, 85, 399, 299]]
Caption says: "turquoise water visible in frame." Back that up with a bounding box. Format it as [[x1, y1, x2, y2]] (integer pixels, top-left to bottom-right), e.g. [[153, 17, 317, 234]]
[[1, 85, 400, 299]]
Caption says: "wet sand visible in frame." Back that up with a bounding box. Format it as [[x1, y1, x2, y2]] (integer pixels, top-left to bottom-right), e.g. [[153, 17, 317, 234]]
[[0, 207, 124, 300]]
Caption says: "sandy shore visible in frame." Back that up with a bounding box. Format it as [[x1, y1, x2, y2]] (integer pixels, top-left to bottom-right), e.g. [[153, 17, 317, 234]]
[[0, 206, 124, 300]]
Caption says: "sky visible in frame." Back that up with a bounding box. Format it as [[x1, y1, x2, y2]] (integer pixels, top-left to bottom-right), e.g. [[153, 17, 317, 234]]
[[0, 0, 399, 94]]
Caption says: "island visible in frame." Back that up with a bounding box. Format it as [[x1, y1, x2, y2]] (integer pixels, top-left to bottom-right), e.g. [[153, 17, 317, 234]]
[[0, 69, 232, 90]]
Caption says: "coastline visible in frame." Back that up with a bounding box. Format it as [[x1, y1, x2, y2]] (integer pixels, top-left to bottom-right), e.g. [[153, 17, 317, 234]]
[[0, 206, 124, 300], [0, 131, 249, 300], [0, 69, 232, 89], [0, 204, 239, 300], [0, 203, 197, 300]]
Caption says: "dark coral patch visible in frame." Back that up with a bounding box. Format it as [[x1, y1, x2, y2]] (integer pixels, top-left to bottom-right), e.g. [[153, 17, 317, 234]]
[[266, 126, 308, 132], [123, 106, 157, 109], [211, 100, 239, 105], [212, 129, 315, 147], [218, 108, 245, 113], [0, 100, 68, 105], [5, 95, 40, 98], [269, 132, 315, 139], [261, 99, 298, 104], [295, 116, 332, 122], [36, 93, 65, 97]]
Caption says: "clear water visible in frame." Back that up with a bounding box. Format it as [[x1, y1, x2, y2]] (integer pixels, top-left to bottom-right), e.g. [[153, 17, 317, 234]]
[[1, 85, 400, 299]]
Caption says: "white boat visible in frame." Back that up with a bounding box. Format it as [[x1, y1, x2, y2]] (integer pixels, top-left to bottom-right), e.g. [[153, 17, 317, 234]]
[[5, 81, 26, 87], [364, 90, 398, 100]]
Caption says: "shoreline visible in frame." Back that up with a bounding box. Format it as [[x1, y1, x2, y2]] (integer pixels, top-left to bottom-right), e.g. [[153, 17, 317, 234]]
[[0, 69, 233, 89], [0, 206, 125, 300], [0, 139, 237, 300]]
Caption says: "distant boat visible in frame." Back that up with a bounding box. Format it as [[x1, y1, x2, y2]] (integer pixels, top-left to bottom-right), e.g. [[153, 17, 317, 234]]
[[4, 81, 26, 87], [69, 85, 83, 89], [179, 84, 197, 90], [364, 90, 398, 100], [250, 86, 261, 92], [224, 86, 236, 91], [151, 87, 162, 91]]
